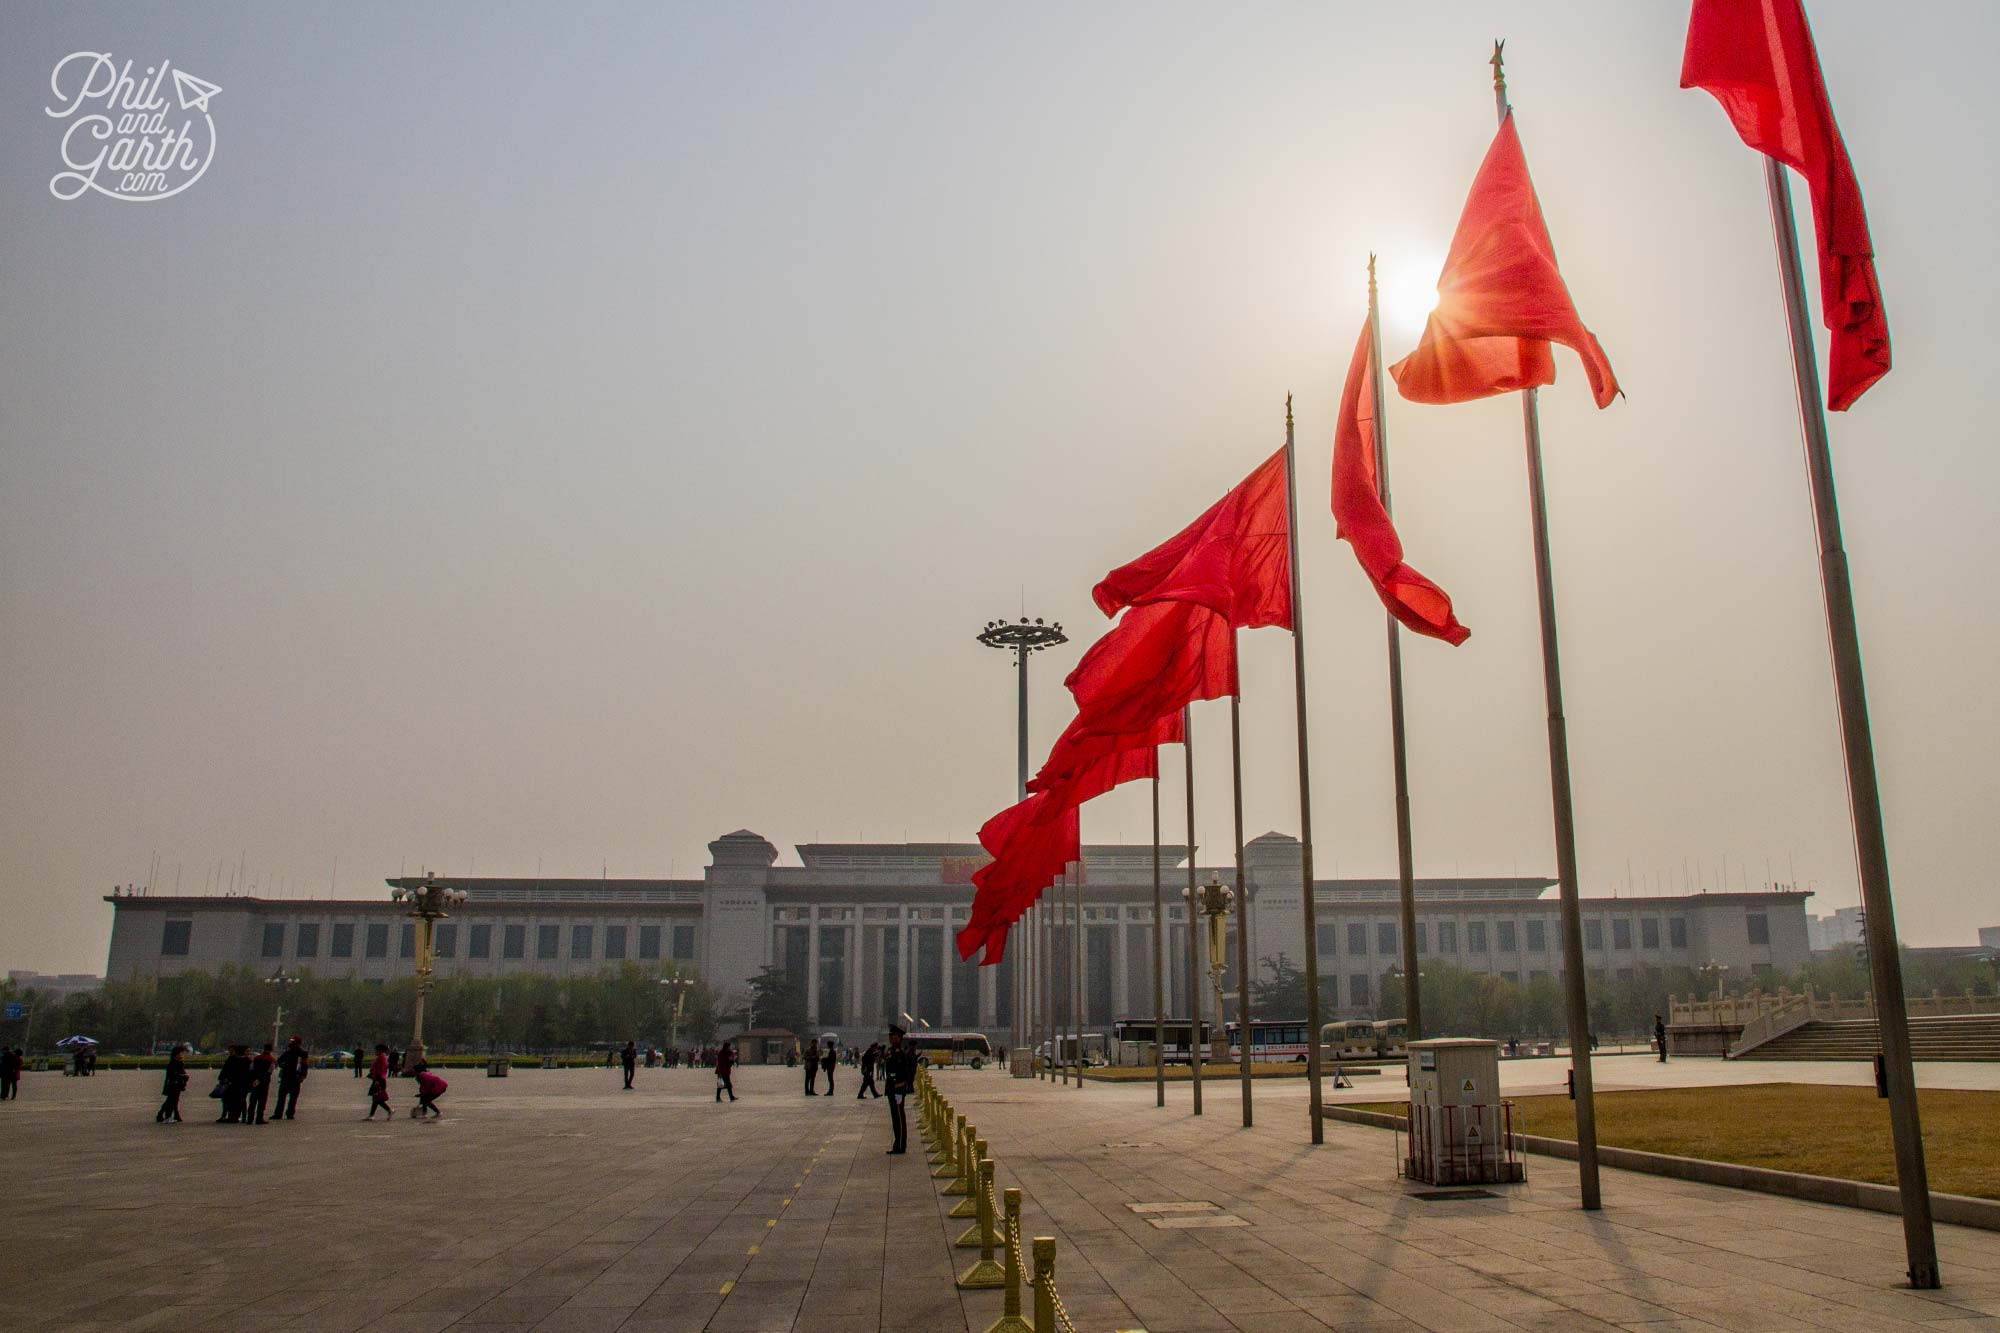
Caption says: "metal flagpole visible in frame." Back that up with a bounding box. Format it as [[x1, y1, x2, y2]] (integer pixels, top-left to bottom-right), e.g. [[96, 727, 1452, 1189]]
[[1074, 858, 1085, 1089], [1493, 41, 1599, 1208], [1058, 869, 1070, 1086], [1762, 157, 1938, 1288], [1182, 704, 1204, 1115], [1015, 654, 1027, 1059], [1368, 256, 1424, 1044], [1151, 772, 1166, 1107], [1282, 394, 1327, 1144], [1230, 664, 1253, 1126], [1042, 894, 1054, 1081]]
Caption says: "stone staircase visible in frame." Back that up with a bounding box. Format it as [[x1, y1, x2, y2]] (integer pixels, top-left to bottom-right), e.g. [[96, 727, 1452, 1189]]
[[1736, 1013, 2000, 1062]]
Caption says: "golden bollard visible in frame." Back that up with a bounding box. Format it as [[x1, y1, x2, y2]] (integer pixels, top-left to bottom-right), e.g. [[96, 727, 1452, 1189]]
[[952, 1136, 987, 1227], [946, 1123, 977, 1199], [956, 1158, 1006, 1289], [981, 1187, 1032, 1333], [1031, 1237, 1056, 1333], [934, 1113, 964, 1179], [928, 1103, 955, 1170]]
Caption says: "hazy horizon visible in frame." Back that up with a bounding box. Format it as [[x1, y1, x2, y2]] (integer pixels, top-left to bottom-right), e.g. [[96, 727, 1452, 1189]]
[[4, 2, 1996, 975]]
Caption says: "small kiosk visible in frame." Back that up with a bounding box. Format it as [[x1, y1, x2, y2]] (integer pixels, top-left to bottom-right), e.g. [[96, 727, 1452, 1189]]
[[1404, 1037, 1523, 1186]]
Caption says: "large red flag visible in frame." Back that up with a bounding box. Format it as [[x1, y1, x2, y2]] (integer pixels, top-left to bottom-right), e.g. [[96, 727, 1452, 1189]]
[[1682, 0, 1889, 411], [1390, 115, 1619, 409], [1059, 599, 1236, 742], [1091, 449, 1291, 630], [1332, 321, 1470, 646], [958, 794, 1078, 964]]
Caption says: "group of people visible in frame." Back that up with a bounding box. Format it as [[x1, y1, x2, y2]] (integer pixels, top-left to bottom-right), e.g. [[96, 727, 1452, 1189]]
[[161, 1036, 313, 1124], [364, 1044, 449, 1120]]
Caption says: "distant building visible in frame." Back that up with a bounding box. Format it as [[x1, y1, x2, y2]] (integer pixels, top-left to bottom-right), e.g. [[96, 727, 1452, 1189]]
[[5, 970, 104, 1001], [1808, 906, 1866, 953], [1980, 927, 2000, 952], [102, 829, 1815, 1043]]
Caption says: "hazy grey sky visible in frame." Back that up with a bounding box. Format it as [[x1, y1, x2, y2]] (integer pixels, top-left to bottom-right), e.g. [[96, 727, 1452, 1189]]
[[4, 2, 1995, 973]]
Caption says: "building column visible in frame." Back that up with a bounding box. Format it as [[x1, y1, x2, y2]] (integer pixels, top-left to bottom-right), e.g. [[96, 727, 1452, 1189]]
[[848, 923, 862, 1031], [897, 913, 911, 1019], [806, 908, 821, 1028], [939, 920, 955, 1028], [1114, 912, 1131, 1022]]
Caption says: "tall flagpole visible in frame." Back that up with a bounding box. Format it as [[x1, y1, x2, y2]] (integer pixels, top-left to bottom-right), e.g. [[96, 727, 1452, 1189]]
[[1059, 867, 1071, 1086], [1283, 393, 1328, 1145], [1230, 646, 1254, 1126], [1763, 158, 1938, 1289], [1074, 857, 1085, 1090], [1493, 41, 1599, 1209], [1042, 892, 1054, 1081], [1368, 256, 1424, 1044], [1151, 772, 1167, 1107], [1182, 704, 1204, 1115]]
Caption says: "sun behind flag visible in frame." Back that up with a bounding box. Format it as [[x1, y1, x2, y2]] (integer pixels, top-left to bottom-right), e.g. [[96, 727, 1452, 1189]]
[[1389, 114, 1619, 409]]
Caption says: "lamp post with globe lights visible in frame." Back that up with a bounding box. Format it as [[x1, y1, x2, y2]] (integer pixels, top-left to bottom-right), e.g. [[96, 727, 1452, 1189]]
[[391, 871, 467, 1069], [1186, 872, 1234, 1064], [659, 973, 694, 1057], [976, 615, 1068, 1061]]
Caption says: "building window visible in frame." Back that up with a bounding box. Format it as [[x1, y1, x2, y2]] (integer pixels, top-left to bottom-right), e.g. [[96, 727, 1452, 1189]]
[[1496, 920, 1517, 952], [434, 923, 456, 958], [1612, 918, 1633, 950], [365, 923, 389, 958], [1376, 923, 1398, 955], [1526, 919, 1546, 953], [331, 923, 354, 958], [504, 925, 527, 959], [261, 923, 285, 958], [1669, 917, 1688, 949], [161, 920, 192, 956], [1467, 921, 1488, 953], [604, 925, 627, 960], [400, 924, 416, 958], [1346, 923, 1368, 954], [1640, 918, 1660, 949], [639, 925, 661, 960], [1415, 923, 1429, 955], [295, 923, 319, 958], [1616, 967, 1634, 982], [536, 925, 559, 960], [1349, 973, 1371, 1007], [1501, 970, 1520, 986], [1747, 913, 1770, 946], [572, 925, 593, 960], [1437, 921, 1458, 953], [1583, 918, 1603, 951], [672, 925, 695, 960], [469, 924, 492, 958], [819, 926, 847, 1025]]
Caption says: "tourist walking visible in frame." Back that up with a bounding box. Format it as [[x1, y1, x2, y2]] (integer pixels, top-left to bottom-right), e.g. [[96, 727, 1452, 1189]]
[[714, 1042, 737, 1103], [273, 1037, 308, 1120], [857, 1042, 881, 1099], [413, 1064, 448, 1118], [819, 1041, 836, 1096], [620, 1040, 638, 1090], [365, 1044, 393, 1120], [0, 1046, 21, 1100], [803, 1039, 820, 1096], [352, 1040, 365, 1077], [1655, 1014, 1669, 1063], [215, 1045, 252, 1123], [883, 1026, 916, 1154], [156, 1046, 188, 1123], [248, 1043, 276, 1124]]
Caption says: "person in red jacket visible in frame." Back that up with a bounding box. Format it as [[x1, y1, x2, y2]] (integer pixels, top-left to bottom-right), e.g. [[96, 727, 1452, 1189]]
[[365, 1044, 392, 1120], [714, 1042, 737, 1103]]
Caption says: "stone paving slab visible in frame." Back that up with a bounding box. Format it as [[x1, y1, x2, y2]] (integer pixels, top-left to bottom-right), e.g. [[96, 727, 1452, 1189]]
[[3, 1063, 1999, 1331]]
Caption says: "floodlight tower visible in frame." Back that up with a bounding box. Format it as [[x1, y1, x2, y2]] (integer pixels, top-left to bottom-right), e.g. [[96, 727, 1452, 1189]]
[[977, 615, 1067, 1058]]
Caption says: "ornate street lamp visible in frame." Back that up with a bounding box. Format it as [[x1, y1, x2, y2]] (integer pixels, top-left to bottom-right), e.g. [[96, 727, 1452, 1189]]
[[1186, 872, 1234, 1063], [263, 968, 301, 1050], [390, 871, 467, 1069], [659, 974, 694, 1055]]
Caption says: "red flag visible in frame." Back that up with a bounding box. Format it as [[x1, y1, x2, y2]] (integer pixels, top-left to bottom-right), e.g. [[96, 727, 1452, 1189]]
[[1332, 321, 1470, 646], [1091, 450, 1291, 631], [1060, 599, 1235, 742], [1682, 0, 1889, 411], [1030, 710, 1183, 810], [1390, 115, 1619, 409], [958, 795, 1077, 964]]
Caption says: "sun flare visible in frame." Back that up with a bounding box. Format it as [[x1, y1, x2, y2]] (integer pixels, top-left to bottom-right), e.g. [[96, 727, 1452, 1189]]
[[1374, 250, 1447, 343]]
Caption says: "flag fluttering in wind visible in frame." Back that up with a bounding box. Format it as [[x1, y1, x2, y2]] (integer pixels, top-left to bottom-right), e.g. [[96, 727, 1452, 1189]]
[[1389, 115, 1620, 409], [1331, 321, 1470, 646], [957, 451, 1293, 965], [1681, 0, 1888, 411]]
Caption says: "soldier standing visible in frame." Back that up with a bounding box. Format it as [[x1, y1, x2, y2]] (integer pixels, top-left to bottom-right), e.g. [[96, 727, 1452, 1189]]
[[883, 1026, 917, 1154]]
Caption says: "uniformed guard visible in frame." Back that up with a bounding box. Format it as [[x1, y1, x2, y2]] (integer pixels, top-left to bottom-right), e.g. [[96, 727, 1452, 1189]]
[[883, 1025, 918, 1154]]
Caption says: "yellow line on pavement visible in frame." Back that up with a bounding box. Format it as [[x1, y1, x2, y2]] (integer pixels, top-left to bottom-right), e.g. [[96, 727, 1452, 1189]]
[[766, 1218, 777, 1228], [719, 1280, 735, 1296], [747, 1245, 759, 1256]]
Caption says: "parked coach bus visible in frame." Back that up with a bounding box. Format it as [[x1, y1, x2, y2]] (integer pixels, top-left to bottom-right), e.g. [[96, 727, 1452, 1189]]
[[1111, 1018, 1212, 1065], [1224, 1019, 1314, 1062], [907, 1032, 992, 1069], [1319, 1019, 1410, 1060]]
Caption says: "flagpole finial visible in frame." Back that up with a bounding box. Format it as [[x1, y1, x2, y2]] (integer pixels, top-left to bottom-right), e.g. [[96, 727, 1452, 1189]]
[[1285, 393, 1294, 430], [1367, 253, 1378, 307], [1491, 39, 1509, 113]]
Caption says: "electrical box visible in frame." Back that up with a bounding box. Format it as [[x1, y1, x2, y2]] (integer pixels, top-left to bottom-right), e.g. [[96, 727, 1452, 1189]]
[[1404, 1038, 1522, 1185]]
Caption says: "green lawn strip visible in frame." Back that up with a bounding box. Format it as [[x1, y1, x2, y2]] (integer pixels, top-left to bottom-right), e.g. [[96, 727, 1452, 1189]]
[[1336, 1083, 2000, 1200]]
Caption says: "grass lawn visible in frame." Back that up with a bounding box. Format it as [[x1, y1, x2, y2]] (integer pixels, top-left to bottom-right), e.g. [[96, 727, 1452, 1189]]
[[1342, 1083, 2000, 1200]]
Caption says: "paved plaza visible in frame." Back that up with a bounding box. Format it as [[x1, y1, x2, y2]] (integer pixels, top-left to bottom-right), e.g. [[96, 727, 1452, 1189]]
[[4, 1062, 2000, 1332]]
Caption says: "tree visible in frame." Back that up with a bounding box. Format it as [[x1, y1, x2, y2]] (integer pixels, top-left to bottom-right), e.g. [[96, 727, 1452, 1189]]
[[1250, 953, 1335, 1022], [744, 964, 806, 1036]]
